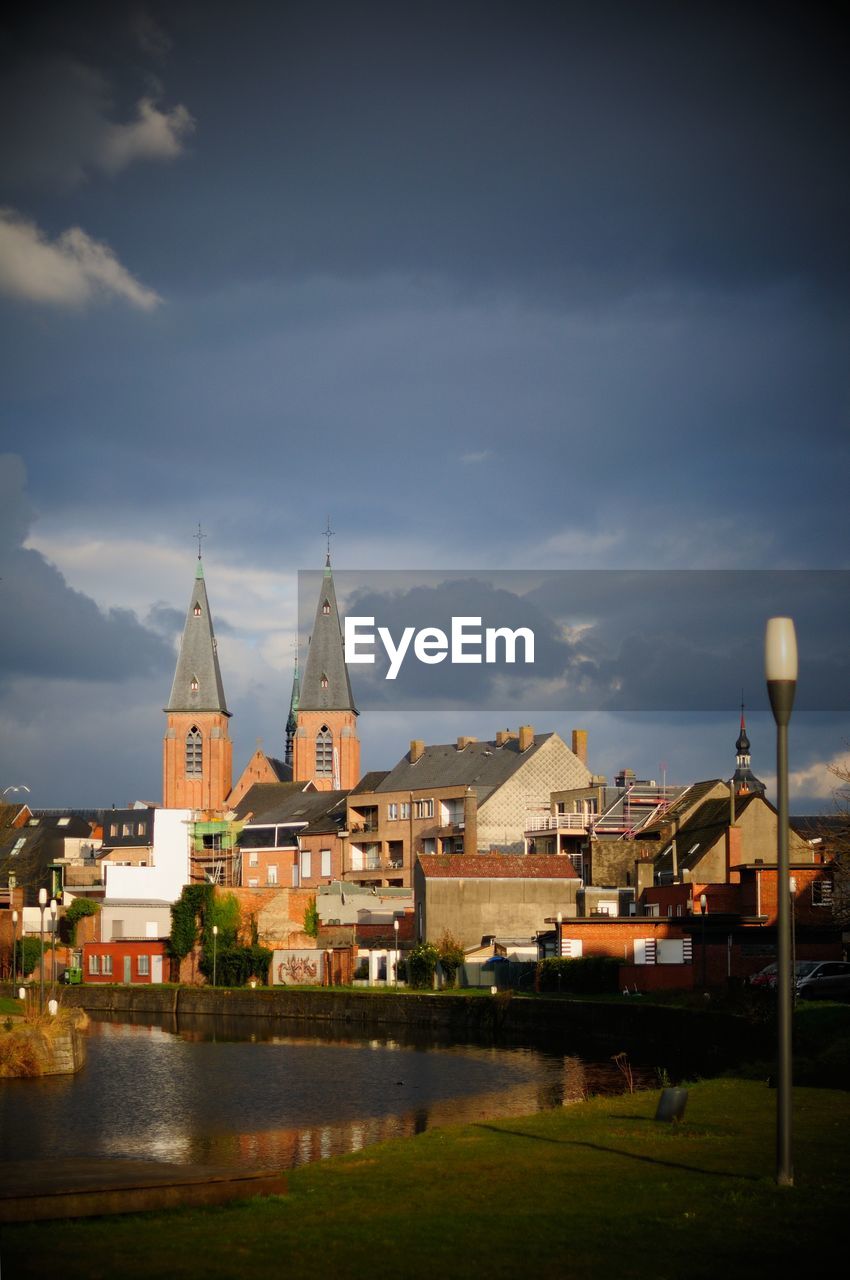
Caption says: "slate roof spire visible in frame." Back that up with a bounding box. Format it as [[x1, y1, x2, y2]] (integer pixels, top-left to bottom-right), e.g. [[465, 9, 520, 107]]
[[732, 698, 764, 796], [165, 557, 230, 715], [285, 651, 300, 766], [299, 552, 357, 713]]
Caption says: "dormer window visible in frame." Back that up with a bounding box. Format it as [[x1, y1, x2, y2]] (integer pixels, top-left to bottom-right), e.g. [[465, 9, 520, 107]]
[[191, 675, 199, 692], [322, 599, 331, 615], [321, 673, 329, 689], [193, 602, 202, 617]]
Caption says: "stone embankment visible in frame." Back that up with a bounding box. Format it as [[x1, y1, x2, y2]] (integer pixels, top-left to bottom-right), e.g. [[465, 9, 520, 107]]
[[61, 986, 768, 1074], [0, 1008, 88, 1078]]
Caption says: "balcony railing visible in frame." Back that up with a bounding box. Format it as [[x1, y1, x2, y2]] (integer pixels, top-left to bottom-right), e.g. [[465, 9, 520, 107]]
[[525, 813, 591, 833]]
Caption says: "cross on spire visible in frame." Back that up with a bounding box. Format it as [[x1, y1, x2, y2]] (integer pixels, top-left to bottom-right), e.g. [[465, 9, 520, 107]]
[[194, 522, 207, 561], [323, 516, 335, 566]]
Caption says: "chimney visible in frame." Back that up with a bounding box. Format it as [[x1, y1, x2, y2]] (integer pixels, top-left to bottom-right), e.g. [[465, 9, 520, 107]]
[[571, 729, 588, 766], [409, 739, 424, 764], [518, 724, 534, 752], [457, 736, 477, 751], [495, 730, 515, 747]]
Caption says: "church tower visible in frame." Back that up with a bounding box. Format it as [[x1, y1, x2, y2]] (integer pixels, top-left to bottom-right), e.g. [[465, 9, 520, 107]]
[[293, 551, 360, 791], [162, 556, 233, 810], [285, 652, 300, 769], [732, 701, 765, 797]]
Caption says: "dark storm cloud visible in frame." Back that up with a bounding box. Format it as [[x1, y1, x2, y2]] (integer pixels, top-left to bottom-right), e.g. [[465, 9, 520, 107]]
[[299, 570, 850, 712], [0, 456, 173, 682]]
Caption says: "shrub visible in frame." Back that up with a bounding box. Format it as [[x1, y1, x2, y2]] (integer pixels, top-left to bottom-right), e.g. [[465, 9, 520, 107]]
[[536, 956, 621, 995], [407, 942, 439, 989], [19, 937, 45, 978], [63, 898, 100, 945], [437, 930, 465, 988], [199, 943, 272, 987], [303, 896, 319, 938]]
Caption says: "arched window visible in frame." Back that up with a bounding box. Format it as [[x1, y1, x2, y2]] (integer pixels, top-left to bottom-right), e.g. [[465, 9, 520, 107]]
[[190, 674, 199, 693], [322, 598, 331, 615], [320, 673, 329, 690], [193, 601, 202, 617], [186, 726, 203, 776], [316, 726, 333, 776]]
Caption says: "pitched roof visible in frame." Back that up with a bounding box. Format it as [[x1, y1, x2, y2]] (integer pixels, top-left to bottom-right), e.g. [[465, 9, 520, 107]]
[[231, 782, 305, 821], [653, 792, 762, 876], [417, 854, 580, 879], [375, 733, 557, 802], [166, 560, 230, 715], [239, 786, 348, 832], [266, 757, 292, 782], [354, 771, 391, 793], [299, 562, 357, 713]]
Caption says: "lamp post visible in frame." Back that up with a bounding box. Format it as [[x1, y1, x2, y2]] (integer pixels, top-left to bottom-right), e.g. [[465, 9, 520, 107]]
[[699, 893, 707, 989], [789, 877, 797, 1009], [393, 917, 399, 986], [49, 899, 57, 998], [11, 909, 18, 987], [38, 888, 47, 1013], [212, 924, 218, 988], [766, 615, 798, 1188], [556, 911, 562, 958]]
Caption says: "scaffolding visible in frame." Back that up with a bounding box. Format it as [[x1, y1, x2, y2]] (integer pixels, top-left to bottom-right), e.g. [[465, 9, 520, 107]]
[[189, 817, 243, 886]]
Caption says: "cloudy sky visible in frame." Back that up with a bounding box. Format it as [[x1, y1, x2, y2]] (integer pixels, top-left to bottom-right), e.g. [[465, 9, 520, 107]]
[[1, 1, 847, 811]]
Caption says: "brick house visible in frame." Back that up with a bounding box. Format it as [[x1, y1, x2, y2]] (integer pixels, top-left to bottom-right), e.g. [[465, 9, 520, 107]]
[[82, 938, 167, 984], [347, 726, 591, 889]]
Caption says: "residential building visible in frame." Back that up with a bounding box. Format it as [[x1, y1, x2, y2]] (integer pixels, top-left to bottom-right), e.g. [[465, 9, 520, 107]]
[[347, 726, 591, 888]]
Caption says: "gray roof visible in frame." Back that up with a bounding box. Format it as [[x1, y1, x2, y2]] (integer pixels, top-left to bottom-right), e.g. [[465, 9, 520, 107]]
[[299, 562, 357, 713], [374, 733, 554, 803], [166, 561, 230, 715], [654, 793, 761, 877], [240, 787, 349, 834]]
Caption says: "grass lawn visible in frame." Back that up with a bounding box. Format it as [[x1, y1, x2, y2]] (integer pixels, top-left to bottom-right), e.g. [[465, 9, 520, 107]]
[[0, 996, 24, 1017], [2, 1077, 848, 1279]]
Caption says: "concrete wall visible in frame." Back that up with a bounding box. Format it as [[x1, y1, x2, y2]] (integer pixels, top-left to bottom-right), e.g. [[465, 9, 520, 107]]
[[418, 871, 581, 948]]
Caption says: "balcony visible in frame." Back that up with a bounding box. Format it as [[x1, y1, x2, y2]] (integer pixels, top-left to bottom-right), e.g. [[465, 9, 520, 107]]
[[525, 813, 591, 835]]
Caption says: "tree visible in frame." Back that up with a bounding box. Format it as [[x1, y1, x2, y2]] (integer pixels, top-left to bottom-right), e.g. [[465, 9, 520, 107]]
[[407, 942, 439, 989], [63, 897, 100, 946]]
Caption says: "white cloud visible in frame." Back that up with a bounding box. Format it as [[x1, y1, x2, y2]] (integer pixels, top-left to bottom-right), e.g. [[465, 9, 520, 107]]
[[789, 753, 850, 802], [460, 449, 492, 464], [0, 210, 161, 310], [97, 97, 195, 174]]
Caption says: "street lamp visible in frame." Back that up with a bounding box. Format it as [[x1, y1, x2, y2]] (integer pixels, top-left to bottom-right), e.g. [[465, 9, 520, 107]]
[[11, 909, 18, 987], [212, 924, 218, 988], [699, 893, 707, 990], [789, 877, 797, 1008], [766, 615, 798, 1188], [556, 911, 562, 959], [393, 917, 399, 987], [50, 899, 58, 998], [38, 888, 47, 1013]]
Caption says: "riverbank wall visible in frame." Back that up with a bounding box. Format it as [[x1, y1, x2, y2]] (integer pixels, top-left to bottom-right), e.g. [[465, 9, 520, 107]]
[[57, 986, 769, 1074], [0, 1010, 88, 1078]]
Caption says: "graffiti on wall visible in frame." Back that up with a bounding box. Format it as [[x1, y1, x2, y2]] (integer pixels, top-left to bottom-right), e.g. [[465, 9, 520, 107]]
[[273, 949, 323, 986]]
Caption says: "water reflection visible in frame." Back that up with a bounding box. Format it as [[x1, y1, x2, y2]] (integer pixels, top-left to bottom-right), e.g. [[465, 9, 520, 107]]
[[0, 1013, 658, 1173]]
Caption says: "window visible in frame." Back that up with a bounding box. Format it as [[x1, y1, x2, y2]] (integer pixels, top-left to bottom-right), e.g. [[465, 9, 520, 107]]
[[400, 802, 410, 820], [316, 726, 333, 776], [322, 598, 331, 615], [186, 726, 203, 776], [812, 878, 834, 907], [136, 822, 147, 837], [190, 675, 199, 692], [88, 954, 100, 975], [320, 673, 329, 689], [422, 838, 436, 855], [249, 852, 258, 867], [301, 850, 312, 880], [413, 799, 434, 819], [102, 955, 113, 976], [11, 836, 25, 855], [138, 955, 150, 976], [110, 823, 118, 838], [321, 849, 331, 877], [248, 877, 259, 888], [194, 602, 202, 616], [387, 803, 398, 820], [122, 823, 131, 837], [267, 865, 278, 886]]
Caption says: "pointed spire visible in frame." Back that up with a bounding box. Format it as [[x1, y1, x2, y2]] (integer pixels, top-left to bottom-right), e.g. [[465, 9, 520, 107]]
[[165, 560, 230, 715], [732, 696, 764, 797], [299, 553, 356, 713], [285, 650, 300, 767]]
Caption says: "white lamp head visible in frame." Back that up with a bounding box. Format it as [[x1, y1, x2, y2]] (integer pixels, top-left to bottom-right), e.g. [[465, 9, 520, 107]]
[[38, 888, 47, 906], [765, 618, 798, 683]]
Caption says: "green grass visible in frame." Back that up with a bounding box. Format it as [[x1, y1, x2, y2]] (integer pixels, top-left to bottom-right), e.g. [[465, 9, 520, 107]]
[[0, 995, 24, 1017], [3, 1078, 849, 1279]]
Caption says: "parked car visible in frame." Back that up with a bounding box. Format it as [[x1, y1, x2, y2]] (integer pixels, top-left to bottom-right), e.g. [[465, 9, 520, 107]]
[[795, 960, 850, 1001], [748, 960, 850, 1001]]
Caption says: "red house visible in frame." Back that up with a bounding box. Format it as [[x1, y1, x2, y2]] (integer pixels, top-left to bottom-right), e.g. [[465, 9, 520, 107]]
[[82, 939, 167, 984]]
